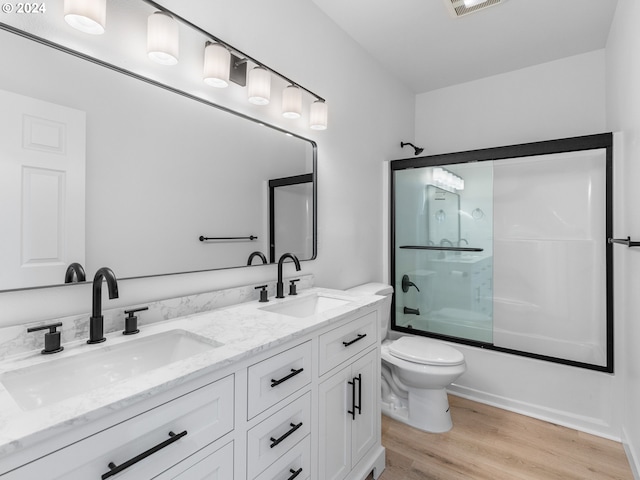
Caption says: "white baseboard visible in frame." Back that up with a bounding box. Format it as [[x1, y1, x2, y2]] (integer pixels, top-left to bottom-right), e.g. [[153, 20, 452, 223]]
[[622, 427, 640, 480], [447, 384, 620, 442]]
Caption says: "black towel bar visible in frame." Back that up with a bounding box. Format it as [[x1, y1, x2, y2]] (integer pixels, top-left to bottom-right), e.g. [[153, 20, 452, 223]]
[[608, 237, 640, 247], [199, 235, 258, 241]]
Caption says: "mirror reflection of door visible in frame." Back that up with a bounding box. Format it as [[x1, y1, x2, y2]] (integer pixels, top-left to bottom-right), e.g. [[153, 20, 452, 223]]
[[0, 89, 86, 290], [269, 174, 314, 263]]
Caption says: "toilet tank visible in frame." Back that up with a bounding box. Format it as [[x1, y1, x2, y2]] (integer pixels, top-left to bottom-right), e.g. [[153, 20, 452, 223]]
[[346, 283, 394, 338]]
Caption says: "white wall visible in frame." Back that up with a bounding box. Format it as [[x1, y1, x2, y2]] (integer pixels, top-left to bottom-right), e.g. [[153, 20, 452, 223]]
[[416, 50, 606, 155], [606, 0, 640, 475], [0, 0, 415, 325], [413, 50, 623, 440]]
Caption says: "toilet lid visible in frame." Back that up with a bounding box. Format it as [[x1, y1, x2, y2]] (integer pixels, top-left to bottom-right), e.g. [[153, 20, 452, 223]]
[[388, 336, 465, 366]]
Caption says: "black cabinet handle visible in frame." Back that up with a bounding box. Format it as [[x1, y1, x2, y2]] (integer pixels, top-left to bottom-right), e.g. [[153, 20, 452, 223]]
[[270, 422, 303, 448], [287, 467, 303, 480], [271, 367, 304, 387], [347, 377, 356, 420], [354, 374, 362, 416], [101, 430, 187, 479], [343, 333, 366, 347]]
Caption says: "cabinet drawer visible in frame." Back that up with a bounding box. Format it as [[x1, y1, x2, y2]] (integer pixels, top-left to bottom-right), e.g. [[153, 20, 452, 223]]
[[253, 434, 310, 480], [247, 341, 312, 419], [319, 311, 377, 375], [154, 440, 234, 480], [6, 375, 235, 480], [247, 392, 311, 479]]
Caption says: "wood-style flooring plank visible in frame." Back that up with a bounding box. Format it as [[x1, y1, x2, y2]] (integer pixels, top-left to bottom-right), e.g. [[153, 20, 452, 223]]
[[368, 395, 633, 480]]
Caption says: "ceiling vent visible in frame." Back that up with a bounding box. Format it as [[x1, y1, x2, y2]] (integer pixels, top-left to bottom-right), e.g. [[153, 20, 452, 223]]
[[443, 0, 506, 18]]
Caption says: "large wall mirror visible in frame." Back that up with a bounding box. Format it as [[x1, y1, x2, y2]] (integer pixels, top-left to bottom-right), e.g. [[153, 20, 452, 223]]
[[0, 6, 317, 292]]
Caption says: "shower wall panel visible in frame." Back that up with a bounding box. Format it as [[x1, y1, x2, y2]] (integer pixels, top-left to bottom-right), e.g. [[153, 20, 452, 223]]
[[492, 151, 607, 366]]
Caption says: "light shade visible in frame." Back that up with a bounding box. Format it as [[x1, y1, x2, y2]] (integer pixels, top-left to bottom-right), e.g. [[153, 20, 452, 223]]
[[203, 43, 231, 88], [147, 12, 179, 65], [282, 86, 302, 119], [310, 100, 328, 130], [64, 0, 106, 35], [463, 0, 485, 7], [247, 67, 271, 105]]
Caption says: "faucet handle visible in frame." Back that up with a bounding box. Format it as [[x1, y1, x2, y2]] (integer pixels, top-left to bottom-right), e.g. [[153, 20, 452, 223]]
[[255, 285, 269, 303], [27, 322, 64, 354], [288, 279, 300, 296], [123, 306, 148, 335]]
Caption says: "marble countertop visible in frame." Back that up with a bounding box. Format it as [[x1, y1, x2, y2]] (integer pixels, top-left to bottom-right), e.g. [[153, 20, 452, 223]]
[[0, 287, 384, 463]]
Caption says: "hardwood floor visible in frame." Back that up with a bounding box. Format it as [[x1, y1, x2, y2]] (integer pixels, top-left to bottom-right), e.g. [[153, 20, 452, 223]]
[[370, 395, 633, 480]]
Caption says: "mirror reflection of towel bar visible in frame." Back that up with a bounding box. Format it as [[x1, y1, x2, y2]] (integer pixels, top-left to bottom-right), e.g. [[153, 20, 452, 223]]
[[399, 245, 483, 252], [199, 235, 258, 241]]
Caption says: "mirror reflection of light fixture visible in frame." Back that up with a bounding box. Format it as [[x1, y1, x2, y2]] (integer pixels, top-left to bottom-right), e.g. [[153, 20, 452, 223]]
[[248, 67, 271, 105], [282, 85, 302, 119], [147, 12, 179, 65], [310, 100, 328, 130], [432, 167, 464, 191], [64, 0, 106, 35], [203, 42, 231, 88]]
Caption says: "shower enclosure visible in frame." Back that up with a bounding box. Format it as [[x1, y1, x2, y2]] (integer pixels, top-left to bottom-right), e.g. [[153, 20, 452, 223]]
[[390, 134, 613, 372]]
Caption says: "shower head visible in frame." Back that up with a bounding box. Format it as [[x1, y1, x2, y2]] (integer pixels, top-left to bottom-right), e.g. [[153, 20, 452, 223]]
[[400, 141, 424, 156]]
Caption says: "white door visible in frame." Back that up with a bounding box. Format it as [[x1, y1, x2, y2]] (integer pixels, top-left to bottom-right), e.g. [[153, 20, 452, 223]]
[[319, 365, 351, 480], [0, 88, 86, 290], [351, 349, 378, 467]]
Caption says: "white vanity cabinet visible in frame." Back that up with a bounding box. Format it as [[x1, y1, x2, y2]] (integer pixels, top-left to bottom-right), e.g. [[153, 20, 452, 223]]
[[318, 311, 381, 480], [0, 293, 384, 480], [3, 375, 235, 480]]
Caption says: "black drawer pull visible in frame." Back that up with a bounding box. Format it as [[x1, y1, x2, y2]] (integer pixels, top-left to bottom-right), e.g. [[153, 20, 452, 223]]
[[102, 430, 187, 479], [342, 333, 366, 347], [270, 422, 303, 448], [271, 367, 304, 387], [287, 467, 303, 480]]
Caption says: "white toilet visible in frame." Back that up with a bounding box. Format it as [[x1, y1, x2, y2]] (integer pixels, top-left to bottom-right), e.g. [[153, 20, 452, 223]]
[[347, 283, 466, 433]]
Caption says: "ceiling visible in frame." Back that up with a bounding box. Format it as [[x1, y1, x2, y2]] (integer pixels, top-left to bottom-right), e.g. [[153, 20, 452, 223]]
[[311, 0, 619, 94]]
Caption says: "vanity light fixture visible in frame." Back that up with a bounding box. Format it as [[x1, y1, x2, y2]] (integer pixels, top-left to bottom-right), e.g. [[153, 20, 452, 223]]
[[309, 100, 328, 130], [147, 12, 179, 65], [203, 42, 231, 87], [282, 85, 302, 119], [64, 0, 106, 35], [248, 67, 271, 105]]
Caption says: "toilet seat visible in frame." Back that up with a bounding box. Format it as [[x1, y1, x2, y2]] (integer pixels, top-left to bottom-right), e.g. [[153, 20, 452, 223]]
[[388, 336, 465, 366]]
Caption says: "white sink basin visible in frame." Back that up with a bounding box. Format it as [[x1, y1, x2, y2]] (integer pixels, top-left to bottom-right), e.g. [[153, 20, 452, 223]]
[[259, 293, 351, 318], [0, 329, 222, 411]]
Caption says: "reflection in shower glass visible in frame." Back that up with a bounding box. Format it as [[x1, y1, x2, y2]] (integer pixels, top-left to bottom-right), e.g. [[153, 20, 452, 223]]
[[394, 163, 494, 344], [391, 136, 612, 371]]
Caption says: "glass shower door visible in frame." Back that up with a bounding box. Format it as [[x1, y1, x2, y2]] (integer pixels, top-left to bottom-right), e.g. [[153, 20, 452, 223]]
[[393, 163, 494, 344]]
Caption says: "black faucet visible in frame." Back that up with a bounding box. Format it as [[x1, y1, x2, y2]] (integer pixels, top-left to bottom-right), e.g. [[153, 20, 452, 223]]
[[88, 267, 119, 344], [64, 262, 86, 283], [247, 251, 268, 266], [276, 253, 301, 298]]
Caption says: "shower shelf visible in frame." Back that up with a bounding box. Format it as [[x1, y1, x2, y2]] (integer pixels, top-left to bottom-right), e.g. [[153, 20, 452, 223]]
[[399, 245, 484, 252], [608, 237, 640, 248]]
